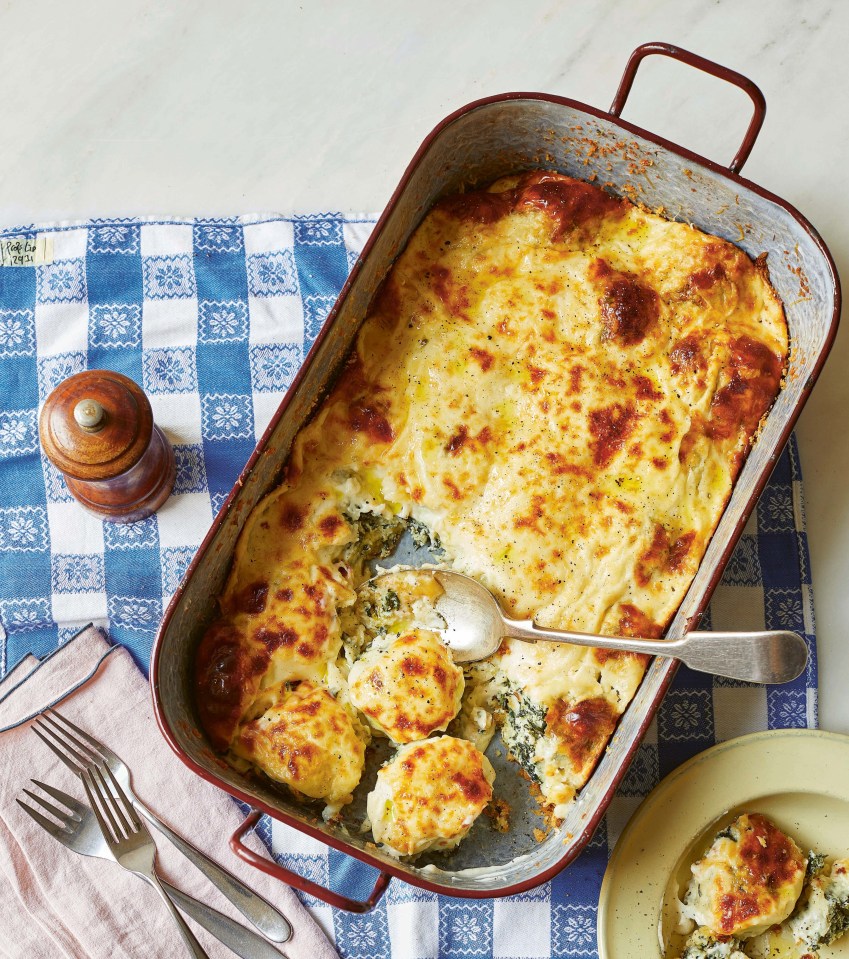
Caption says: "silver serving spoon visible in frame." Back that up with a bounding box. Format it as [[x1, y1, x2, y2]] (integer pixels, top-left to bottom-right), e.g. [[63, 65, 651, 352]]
[[368, 569, 808, 684]]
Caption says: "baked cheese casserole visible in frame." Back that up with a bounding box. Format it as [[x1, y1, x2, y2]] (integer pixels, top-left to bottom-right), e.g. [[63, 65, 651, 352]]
[[194, 170, 788, 855]]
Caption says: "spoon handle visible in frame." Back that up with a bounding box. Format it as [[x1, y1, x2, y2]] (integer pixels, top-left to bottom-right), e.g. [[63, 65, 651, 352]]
[[501, 618, 808, 685]]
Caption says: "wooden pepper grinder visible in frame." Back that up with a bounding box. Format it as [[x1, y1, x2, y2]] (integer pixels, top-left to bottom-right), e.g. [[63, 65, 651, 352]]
[[39, 370, 176, 523]]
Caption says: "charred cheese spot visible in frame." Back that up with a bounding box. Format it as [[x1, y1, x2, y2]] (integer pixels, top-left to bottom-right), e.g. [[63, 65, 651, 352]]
[[432, 265, 471, 317], [366, 736, 494, 857], [591, 646, 648, 666], [445, 425, 469, 454], [589, 403, 640, 468], [567, 366, 584, 394], [514, 494, 548, 533], [706, 336, 784, 446], [635, 524, 698, 587], [255, 625, 298, 651], [318, 513, 345, 539], [616, 602, 663, 639], [194, 621, 255, 752], [281, 504, 304, 532], [233, 582, 269, 616], [545, 696, 617, 774], [350, 404, 394, 443], [633, 375, 663, 401], [527, 365, 547, 386], [436, 189, 514, 224], [687, 262, 727, 292], [545, 452, 590, 479], [442, 477, 463, 501], [670, 333, 707, 375], [469, 347, 494, 371], [515, 171, 628, 240], [591, 258, 660, 346]]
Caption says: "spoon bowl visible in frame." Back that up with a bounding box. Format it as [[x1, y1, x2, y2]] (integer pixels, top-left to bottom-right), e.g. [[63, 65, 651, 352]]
[[367, 569, 808, 685]]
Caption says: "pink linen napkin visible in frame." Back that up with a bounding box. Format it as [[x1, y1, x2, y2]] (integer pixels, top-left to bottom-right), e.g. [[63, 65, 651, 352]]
[[0, 626, 340, 959]]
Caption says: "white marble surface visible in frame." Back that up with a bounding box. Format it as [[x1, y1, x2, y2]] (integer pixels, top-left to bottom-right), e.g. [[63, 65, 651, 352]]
[[0, 0, 845, 729]]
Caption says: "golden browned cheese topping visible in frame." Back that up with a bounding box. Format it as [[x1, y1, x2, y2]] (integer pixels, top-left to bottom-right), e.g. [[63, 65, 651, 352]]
[[367, 736, 495, 857], [717, 814, 806, 935], [196, 170, 787, 826], [320, 171, 786, 632], [545, 696, 618, 778], [683, 813, 806, 939], [232, 681, 366, 813], [348, 629, 464, 744]]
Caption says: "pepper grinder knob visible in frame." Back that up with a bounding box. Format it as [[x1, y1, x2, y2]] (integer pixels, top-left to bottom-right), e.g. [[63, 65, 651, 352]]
[[39, 370, 176, 523], [73, 398, 105, 431]]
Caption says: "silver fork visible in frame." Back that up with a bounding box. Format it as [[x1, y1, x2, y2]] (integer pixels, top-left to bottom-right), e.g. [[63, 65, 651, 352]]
[[31, 708, 291, 943], [16, 781, 286, 959], [81, 761, 210, 957], [80, 768, 209, 959]]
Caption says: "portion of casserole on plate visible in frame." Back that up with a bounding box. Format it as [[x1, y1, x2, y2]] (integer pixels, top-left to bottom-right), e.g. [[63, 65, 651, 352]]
[[671, 812, 849, 958], [195, 170, 788, 857]]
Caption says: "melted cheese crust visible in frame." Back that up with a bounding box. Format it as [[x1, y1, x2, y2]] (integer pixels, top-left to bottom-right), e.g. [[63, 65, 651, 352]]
[[354, 173, 786, 633], [682, 814, 806, 939], [367, 736, 495, 857], [195, 170, 787, 831], [232, 681, 367, 815], [349, 629, 465, 743]]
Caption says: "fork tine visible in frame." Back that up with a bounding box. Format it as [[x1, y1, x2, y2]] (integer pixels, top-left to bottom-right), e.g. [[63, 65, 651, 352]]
[[16, 797, 70, 837], [36, 712, 135, 837], [42, 711, 138, 828], [94, 766, 133, 837], [46, 708, 111, 762], [39, 712, 102, 766], [30, 722, 87, 775], [103, 764, 141, 831], [29, 779, 84, 821], [81, 767, 120, 843], [33, 716, 100, 772], [19, 786, 76, 828]]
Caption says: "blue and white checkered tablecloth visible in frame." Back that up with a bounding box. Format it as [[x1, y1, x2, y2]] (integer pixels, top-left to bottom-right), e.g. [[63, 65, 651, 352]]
[[0, 213, 816, 959]]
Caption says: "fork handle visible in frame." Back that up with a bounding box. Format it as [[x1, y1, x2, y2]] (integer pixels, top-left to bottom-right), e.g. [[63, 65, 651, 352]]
[[144, 869, 211, 959], [136, 802, 292, 943], [161, 880, 285, 959]]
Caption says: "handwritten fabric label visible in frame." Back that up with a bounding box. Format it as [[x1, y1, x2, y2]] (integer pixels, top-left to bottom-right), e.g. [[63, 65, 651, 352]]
[[0, 236, 53, 267]]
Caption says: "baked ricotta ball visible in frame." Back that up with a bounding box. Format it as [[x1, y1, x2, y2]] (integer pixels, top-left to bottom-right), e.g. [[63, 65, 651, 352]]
[[367, 736, 495, 857], [348, 629, 464, 743], [232, 680, 366, 818], [682, 813, 806, 939]]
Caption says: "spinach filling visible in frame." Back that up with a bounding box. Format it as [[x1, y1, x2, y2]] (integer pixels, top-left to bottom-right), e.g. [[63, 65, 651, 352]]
[[497, 685, 547, 783], [342, 511, 407, 570], [807, 851, 828, 880]]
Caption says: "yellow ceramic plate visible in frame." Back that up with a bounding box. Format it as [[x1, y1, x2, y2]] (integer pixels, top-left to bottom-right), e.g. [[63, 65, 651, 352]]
[[598, 729, 849, 959]]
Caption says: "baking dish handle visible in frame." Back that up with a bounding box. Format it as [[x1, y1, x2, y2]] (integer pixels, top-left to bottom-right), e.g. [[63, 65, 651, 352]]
[[229, 808, 392, 913], [609, 41, 766, 174]]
